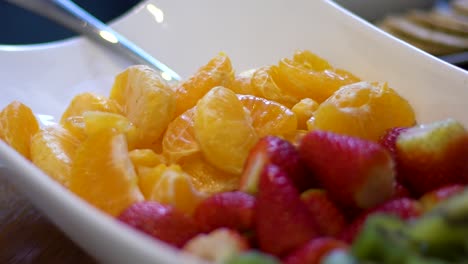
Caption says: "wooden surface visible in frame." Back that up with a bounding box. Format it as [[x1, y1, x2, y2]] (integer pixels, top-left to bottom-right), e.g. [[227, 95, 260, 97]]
[[0, 175, 96, 264]]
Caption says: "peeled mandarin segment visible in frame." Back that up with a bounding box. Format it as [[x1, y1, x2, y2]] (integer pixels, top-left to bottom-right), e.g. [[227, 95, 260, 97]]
[[0, 101, 39, 159], [251, 66, 298, 107], [180, 154, 239, 194], [62, 116, 87, 141], [306, 116, 316, 131], [162, 107, 200, 163], [82, 111, 138, 150], [129, 149, 166, 168], [277, 51, 360, 103], [69, 129, 143, 216], [60, 92, 122, 123], [194, 87, 258, 175], [30, 125, 80, 187], [313, 81, 416, 141], [138, 164, 205, 215], [291, 98, 319, 130], [174, 53, 234, 117], [229, 68, 256, 95], [292, 50, 331, 71], [237, 94, 297, 137], [129, 148, 166, 177], [110, 65, 176, 149]]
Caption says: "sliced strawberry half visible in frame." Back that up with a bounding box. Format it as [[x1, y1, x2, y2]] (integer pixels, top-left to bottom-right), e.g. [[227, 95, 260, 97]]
[[240, 136, 313, 195], [255, 164, 319, 256], [395, 119, 468, 196], [193, 191, 255, 233], [301, 189, 347, 237], [118, 201, 201, 248], [299, 131, 395, 209]]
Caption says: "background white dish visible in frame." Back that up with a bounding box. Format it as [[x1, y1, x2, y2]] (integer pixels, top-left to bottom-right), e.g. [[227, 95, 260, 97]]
[[0, 0, 467, 263]]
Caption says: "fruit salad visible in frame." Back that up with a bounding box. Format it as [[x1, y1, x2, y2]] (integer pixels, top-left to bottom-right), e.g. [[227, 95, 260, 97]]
[[1, 50, 468, 264]]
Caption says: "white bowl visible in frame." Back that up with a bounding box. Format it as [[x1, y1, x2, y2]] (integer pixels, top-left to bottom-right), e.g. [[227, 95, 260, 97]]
[[334, 0, 438, 21], [0, 0, 467, 263]]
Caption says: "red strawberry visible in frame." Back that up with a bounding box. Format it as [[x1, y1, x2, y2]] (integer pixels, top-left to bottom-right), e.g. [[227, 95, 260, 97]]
[[284, 238, 348, 264], [118, 202, 200, 248], [339, 198, 422, 243], [194, 191, 255, 233], [395, 119, 468, 196], [299, 131, 395, 209], [420, 184, 465, 211], [301, 189, 347, 237], [183, 228, 249, 263], [379, 127, 409, 159], [392, 182, 411, 199], [240, 136, 312, 194], [255, 164, 319, 256]]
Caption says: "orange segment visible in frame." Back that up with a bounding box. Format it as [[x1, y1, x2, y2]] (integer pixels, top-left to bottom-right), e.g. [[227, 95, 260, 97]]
[[162, 107, 200, 163], [194, 87, 258, 175], [277, 50, 360, 103], [229, 69, 256, 95], [62, 116, 86, 141], [313, 81, 416, 141], [138, 164, 206, 215], [0, 101, 39, 159], [60, 92, 122, 123], [291, 98, 319, 130], [237, 94, 297, 137], [69, 129, 144, 216], [83, 111, 138, 149], [110, 65, 176, 149], [129, 149, 166, 169], [250, 66, 298, 107], [180, 154, 239, 194], [174, 53, 234, 117], [30, 125, 80, 187]]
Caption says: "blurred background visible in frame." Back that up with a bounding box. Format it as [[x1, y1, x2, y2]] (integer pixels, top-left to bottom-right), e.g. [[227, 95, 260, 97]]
[[0, 0, 141, 44], [0, 0, 466, 69]]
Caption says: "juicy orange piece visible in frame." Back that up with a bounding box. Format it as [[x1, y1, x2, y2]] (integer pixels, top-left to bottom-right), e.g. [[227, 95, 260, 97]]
[[194, 87, 258, 175], [250, 66, 298, 107], [237, 94, 297, 137], [180, 154, 239, 194], [83, 111, 138, 149], [229, 69, 256, 95], [60, 92, 122, 123], [30, 125, 80, 187], [277, 50, 360, 103], [138, 163, 206, 214], [129, 149, 166, 169], [0, 101, 39, 159], [174, 53, 234, 117], [62, 111, 139, 148], [110, 65, 176, 149], [62, 116, 86, 141], [313, 81, 416, 141], [162, 107, 200, 163], [291, 98, 319, 130], [69, 129, 144, 216]]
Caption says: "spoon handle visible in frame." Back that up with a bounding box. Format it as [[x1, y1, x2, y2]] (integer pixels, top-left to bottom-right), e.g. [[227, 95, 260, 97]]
[[6, 0, 181, 82]]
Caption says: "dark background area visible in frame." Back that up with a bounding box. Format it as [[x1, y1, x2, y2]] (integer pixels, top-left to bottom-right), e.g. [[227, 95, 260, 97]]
[[0, 0, 141, 45]]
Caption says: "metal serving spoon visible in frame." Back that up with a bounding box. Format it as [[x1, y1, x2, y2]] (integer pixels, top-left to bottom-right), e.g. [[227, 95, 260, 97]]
[[5, 0, 181, 83]]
